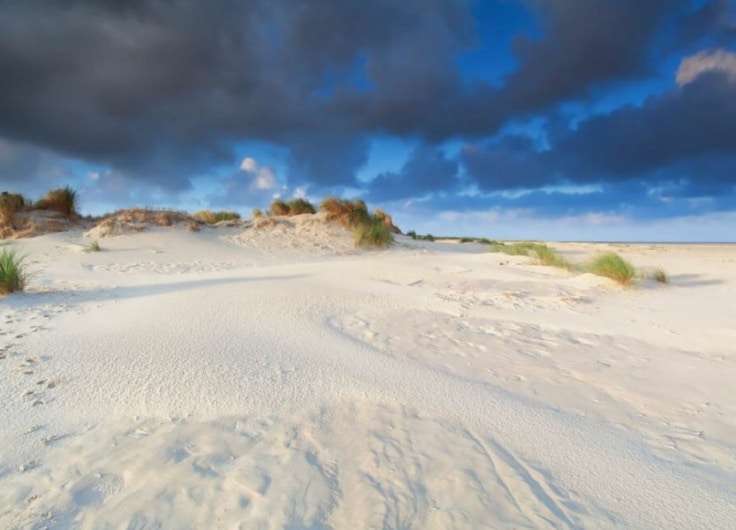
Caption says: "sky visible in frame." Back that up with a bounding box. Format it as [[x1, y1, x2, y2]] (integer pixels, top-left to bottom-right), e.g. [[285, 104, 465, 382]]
[[1, 0, 735, 241]]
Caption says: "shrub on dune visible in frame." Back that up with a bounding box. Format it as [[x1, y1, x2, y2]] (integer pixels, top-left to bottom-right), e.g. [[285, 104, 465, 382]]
[[0, 249, 27, 294], [36, 185, 78, 220], [355, 217, 395, 249], [588, 253, 636, 285]]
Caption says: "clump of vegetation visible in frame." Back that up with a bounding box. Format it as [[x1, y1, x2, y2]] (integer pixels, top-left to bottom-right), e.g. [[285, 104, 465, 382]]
[[646, 267, 669, 284], [286, 198, 316, 215], [319, 197, 371, 228], [84, 240, 102, 253], [192, 210, 241, 224], [406, 230, 417, 240], [269, 199, 290, 216], [36, 185, 78, 220], [0, 192, 26, 224], [587, 253, 636, 286], [354, 217, 395, 249], [0, 249, 27, 295], [533, 244, 571, 269], [252, 208, 263, 218]]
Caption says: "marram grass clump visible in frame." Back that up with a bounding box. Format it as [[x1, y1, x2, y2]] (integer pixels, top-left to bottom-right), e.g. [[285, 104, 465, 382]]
[[354, 217, 395, 249], [646, 267, 669, 284], [192, 210, 241, 224], [0, 249, 27, 295], [36, 185, 78, 220], [587, 252, 636, 286], [84, 240, 102, 253]]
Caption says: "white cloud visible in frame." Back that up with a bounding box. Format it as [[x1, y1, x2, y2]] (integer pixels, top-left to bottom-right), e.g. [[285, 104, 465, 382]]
[[676, 49, 736, 86], [239, 156, 277, 190]]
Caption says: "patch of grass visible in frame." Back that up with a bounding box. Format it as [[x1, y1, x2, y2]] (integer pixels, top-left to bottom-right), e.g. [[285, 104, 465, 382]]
[[0, 192, 26, 224], [587, 252, 636, 286], [488, 241, 570, 269], [84, 240, 102, 253], [192, 210, 241, 224], [646, 267, 669, 284], [36, 185, 79, 220], [420, 234, 435, 242], [286, 198, 316, 215], [320, 197, 371, 228], [532, 243, 570, 269], [489, 242, 533, 256], [252, 208, 263, 218], [0, 249, 27, 295], [269, 199, 290, 216], [354, 217, 395, 249]]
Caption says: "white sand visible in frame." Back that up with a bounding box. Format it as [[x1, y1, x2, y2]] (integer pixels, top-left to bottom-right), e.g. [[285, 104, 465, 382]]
[[1, 219, 735, 529]]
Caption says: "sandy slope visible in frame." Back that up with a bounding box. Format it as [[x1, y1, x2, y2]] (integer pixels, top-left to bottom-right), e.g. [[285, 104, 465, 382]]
[[1, 221, 735, 529]]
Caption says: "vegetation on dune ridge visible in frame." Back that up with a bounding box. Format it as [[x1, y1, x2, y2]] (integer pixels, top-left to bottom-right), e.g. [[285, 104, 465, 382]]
[[319, 197, 371, 229], [192, 210, 241, 224], [0, 192, 26, 224], [0, 249, 27, 295], [36, 185, 78, 220], [268, 198, 317, 217]]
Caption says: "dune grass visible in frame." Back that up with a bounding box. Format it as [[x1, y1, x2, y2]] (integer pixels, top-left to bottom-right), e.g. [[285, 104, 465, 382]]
[[192, 210, 241, 224], [36, 185, 78, 220], [320, 197, 371, 228], [489, 241, 572, 269], [84, 240, 102, 253], [646, 267, 669, 284], [0, 249, 27, 295], [587, 253, 636, 285], [286, 198, 316, 215], [0, 192, 26, 224], [354, 217, 395, 249]]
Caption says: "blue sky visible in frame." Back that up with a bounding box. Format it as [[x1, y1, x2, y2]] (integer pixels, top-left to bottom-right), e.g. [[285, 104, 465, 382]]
[[1, 0, 735, 241]]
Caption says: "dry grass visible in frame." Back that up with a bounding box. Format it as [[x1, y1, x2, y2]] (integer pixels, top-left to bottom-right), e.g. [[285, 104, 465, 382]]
[[269, 199, 290, 216], [0, 192, 26, 225], [320, 197, 371, 229], [192, 210, 241, 224], [646, 267, 669, 284], [36, 185, 78, 220]]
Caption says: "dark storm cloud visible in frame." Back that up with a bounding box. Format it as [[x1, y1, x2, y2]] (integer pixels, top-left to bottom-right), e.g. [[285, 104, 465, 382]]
[[0, 0, 729, 194], [367, 144, 459, 201], [464, 70, 736, 200]]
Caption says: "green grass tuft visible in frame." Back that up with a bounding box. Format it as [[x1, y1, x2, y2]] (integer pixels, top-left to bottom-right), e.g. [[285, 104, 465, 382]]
[[354, 217, 395, 249], [647, 267, 669, 284], [587, 253, 636, 285], [0, 249, 27, 295], [84, 240, 102, 253]]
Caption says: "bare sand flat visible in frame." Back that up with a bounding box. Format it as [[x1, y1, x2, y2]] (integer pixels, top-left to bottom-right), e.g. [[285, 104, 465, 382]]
[[1, 220, 735, 529]]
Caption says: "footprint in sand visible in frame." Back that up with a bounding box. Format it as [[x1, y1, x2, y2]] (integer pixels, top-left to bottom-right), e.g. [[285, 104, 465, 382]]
[[71, 474, 124, 506]]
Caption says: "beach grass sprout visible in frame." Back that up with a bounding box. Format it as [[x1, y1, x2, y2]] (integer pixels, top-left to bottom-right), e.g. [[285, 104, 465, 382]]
[[0, 249, 27, 294]]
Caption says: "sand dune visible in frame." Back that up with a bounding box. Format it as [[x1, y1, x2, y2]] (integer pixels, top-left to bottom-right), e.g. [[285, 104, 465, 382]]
[[1, 218, 735, 528]]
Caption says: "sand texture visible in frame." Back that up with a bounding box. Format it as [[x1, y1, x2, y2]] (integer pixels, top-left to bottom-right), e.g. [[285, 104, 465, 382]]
[[1, 219, 735, 529]]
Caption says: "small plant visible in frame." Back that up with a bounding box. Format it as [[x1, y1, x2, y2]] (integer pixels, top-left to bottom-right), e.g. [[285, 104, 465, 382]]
[[355, 217, 395, 249], [588, 253, 636, 286], [0, 249, 27, 295], [421, 234, 435, 242], [405, 230, 417, 240], [84, 240, 102, 253], [531, 243, 570, 269], [36, 185, 79, 220], [252, 208, 263, 218], [647, 267, 669, 284]]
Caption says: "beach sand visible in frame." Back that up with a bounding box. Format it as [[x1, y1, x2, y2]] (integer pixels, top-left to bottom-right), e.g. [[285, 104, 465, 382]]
[[1, 217, 734, 528]]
